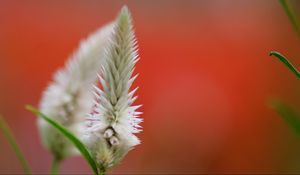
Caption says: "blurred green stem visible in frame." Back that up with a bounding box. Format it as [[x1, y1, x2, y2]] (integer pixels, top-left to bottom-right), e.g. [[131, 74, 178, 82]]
[[0, 115, 32, 175], [50, 157, 61, 175], [270, 99, 300, 137], [279, 0, 300, 38]]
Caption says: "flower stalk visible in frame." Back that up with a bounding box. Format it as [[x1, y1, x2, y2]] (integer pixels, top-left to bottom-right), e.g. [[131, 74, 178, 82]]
[[50, 158, 61, 175]]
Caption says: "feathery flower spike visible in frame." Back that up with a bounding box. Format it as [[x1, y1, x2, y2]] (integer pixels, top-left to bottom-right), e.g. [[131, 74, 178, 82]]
[[84, 6, 142, 170], [38, 23, 114, 160]]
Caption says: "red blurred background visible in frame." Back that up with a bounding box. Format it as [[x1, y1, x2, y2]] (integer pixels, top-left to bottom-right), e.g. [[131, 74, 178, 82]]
[[1, 0, 300, 174]]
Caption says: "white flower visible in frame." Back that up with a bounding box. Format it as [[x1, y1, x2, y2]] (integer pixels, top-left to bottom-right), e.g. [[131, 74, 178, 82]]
[[83, 6, 142, 169], [38, 22, 114, 160]]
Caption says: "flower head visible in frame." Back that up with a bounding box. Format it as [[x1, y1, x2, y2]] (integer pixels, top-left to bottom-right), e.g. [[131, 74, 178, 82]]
[[83, 6, 142, 169], [38, 23, 114, 160]]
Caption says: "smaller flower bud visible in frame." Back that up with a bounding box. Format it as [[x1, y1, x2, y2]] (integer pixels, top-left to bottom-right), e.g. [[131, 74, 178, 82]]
[[38, 21, 114, 160], [109, 136, 119, 146], [103, 128, 114, 138]]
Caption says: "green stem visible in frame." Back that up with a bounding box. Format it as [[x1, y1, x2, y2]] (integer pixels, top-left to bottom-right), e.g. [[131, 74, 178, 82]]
[[279, 0, 300, 38], [50, 157, 61, 175], [0, 115, 32, 175], [270, 51, 300, 79]]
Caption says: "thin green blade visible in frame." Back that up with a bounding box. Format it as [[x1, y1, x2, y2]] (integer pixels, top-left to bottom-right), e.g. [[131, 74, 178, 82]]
[[25, 105, 99, 175], [279, 0, 300, 38], [0, 115, 32, 175], [270, 100, 300, 137], [270, 51, 300, 79]]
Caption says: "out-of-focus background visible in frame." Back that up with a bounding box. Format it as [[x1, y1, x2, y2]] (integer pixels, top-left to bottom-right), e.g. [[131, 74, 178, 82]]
[[1, 0, 300, 174]]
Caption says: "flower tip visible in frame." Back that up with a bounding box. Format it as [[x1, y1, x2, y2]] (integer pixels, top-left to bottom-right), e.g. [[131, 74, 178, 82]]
[[118, 5, 132, 22], [120, 5, 129, 14]]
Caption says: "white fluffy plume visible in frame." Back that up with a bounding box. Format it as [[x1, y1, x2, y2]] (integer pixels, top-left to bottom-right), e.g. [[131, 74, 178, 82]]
[[38, 23, 114, 160], [83, 6, 142, 169]]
